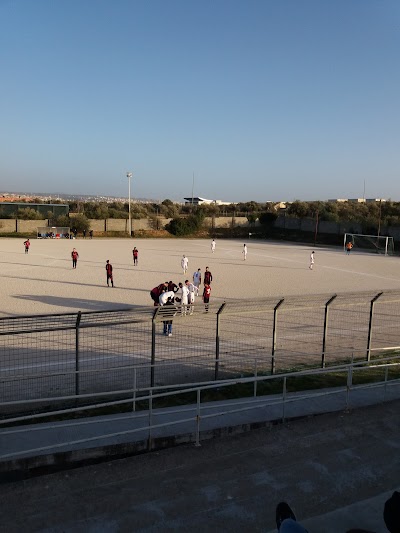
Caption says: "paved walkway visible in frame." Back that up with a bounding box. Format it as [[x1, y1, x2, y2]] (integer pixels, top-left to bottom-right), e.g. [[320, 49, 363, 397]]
[[1, 400, 399, 532]]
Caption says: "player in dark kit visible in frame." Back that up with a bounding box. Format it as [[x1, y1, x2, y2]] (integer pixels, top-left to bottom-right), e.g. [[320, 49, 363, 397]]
[[150, 282, 168, 306], [204, 266, 212, 285], [106, 260, 114, 287]]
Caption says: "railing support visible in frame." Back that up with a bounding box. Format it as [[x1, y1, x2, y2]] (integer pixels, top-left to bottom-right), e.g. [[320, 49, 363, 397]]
[[132, 368, 137, 412], [367, 292, 383, 361], [195, 389, 201, 447], [148, 389, 153, 451], [282, 376, 287, 422], [322, 295, 337, 368], [271, 299, 284, 375], [215, 303, 226, 381], [75, 311, 82, 396], [151, 308, 159, 387]]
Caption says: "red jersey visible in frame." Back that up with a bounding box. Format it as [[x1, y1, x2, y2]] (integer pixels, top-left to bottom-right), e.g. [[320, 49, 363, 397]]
[[71, 251, 78, 260], [203, 285, 211, 299], [106, 263, 113, 275]]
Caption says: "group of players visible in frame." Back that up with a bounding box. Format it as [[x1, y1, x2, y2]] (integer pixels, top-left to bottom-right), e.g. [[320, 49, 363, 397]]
[[150, 264, 213, 314]]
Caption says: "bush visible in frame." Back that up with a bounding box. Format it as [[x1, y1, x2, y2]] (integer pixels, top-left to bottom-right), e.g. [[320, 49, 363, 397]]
[[166, 212, 205, 236], [70, 214, 90, 233]]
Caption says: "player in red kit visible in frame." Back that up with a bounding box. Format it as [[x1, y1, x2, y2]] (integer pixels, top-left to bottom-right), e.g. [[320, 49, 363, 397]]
[[106, 260, 114, 287], [203, 283, 211, 312], [71, 248, 79, 268]]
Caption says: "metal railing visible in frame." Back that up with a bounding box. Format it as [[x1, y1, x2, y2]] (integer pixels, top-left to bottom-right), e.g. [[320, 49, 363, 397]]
[[2, 289, 400, 414], [1, 355, 399, 461]]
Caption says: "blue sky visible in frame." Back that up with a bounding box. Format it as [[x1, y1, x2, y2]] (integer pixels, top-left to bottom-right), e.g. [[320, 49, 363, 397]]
[[1, 0, 399, 202]]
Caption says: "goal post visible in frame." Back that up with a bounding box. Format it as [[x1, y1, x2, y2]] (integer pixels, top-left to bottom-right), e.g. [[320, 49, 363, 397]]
[[37, 226, 70, 239], [344, 233, 394, 255]]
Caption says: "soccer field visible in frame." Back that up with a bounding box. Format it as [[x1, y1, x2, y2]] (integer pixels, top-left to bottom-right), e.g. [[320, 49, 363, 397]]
[[1, 237, 400, 318]]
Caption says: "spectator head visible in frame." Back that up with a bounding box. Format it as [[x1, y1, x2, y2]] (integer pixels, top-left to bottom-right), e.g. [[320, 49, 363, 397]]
[[384, 491, 400, 533]]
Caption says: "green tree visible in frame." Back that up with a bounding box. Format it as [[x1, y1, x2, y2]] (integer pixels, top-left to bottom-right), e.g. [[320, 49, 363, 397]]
[[166, 211, 205, 236], [70, 214, 90, 233], [54, 215, 71, 228]]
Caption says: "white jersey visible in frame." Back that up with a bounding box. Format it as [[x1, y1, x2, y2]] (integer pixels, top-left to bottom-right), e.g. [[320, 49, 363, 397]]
[[180, 285, 190, 304], [310, 252, 315, 264], [159, 291, 175, 306], [211, 240, 216, 252], [181, 256, 189, 271], [187, 282, 196, 302]]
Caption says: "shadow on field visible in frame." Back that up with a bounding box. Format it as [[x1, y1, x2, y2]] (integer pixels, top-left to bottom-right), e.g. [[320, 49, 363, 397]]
[[13, 295, 145, 311], [4, 274, 150, 292]]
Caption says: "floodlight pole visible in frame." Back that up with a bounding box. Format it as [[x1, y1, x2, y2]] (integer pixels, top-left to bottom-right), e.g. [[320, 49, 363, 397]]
[[126, 172, 133, 236]]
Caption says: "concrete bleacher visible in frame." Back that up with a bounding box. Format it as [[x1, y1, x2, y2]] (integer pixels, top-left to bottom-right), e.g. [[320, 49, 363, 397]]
[[1, 387, 399, 531]]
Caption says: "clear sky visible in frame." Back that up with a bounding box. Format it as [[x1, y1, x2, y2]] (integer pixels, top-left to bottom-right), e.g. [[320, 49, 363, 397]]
[[1, 0, 399, 202]]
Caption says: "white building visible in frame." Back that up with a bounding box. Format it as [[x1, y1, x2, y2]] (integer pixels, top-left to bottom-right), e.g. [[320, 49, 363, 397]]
[[184, 197, 232, 206]]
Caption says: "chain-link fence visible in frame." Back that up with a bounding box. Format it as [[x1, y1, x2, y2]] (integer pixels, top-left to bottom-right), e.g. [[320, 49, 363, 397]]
[[2, 290, 400, 411]]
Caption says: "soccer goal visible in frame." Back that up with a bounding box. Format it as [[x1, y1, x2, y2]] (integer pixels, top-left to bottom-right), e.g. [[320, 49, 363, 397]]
[[344, 233, 394, 255], [37, 226, 70, 239]]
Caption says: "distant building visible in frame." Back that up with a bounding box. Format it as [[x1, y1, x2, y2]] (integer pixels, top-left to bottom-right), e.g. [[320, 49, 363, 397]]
[[328, 198, 386, 204], [184, 197, 232, 206]]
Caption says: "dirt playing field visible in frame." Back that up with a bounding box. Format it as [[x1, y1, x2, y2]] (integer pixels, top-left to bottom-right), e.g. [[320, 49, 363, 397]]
[[1, 237, 400, 317]]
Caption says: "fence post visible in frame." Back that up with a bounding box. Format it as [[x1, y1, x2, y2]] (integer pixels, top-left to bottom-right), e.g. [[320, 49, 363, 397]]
[[346, 364, 353, 410], [322, 295, 337, 368], [271, 299, 284, 375], [215, 303, 226, 381], [366, 292, 383, 361], [151, 308, 159, 387], [75, 311, 82, 396]]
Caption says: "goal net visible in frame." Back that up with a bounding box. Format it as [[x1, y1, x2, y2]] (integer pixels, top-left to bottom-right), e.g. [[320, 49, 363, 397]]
[[344, 233, 394, 255], [37, 226, 70, 239]]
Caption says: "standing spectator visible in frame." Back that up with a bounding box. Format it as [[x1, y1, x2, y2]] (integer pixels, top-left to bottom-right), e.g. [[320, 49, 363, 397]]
[[193, 268, 201, 296], [89, 230, 93, 239], [211, 239, 216, 253], [161, 296, 177, 337], [203, 283, 211, 312], [181, 255, 189, 274], [73, 228, 78, 239], [242, 244, 248, 261], [132, 247, 139, 266], [71, 248, 79, 269], [83, 229, 86, 239], [309, 251, 315, 270], [106, 260, 114, 287], [204, 266, 213, 285], [23, 239, 30, 254]]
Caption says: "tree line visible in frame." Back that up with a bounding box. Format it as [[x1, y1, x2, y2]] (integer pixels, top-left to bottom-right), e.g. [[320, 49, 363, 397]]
[[2, 199, 400, 236]]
